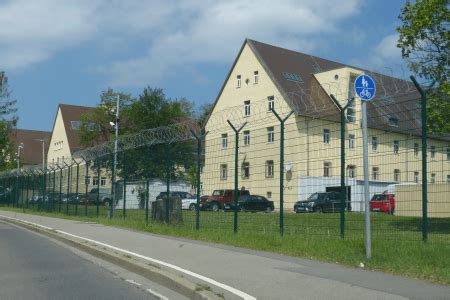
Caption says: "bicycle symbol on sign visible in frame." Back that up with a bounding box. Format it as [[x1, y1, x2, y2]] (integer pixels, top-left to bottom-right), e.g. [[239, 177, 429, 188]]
[[359, 89, 372, 98]]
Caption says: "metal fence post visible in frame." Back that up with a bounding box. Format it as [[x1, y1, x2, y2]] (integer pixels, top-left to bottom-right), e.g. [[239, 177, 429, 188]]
[[271, 109, 294, 236], [96, 158, 100, 218], [411, 76, 434, 242], [122, 151, 127, 219], [165, 143, 171, 224], [330, 95, 354, 239], [227, 120, 247, 233], [84, 158, 90, 217], [64, 162, 71, 215], [75, 160, 80, 216], [51, 168, 56, 211], [191, 129, 208, 231], [145, 179, 149, 225], [59, 166, 63, 212]]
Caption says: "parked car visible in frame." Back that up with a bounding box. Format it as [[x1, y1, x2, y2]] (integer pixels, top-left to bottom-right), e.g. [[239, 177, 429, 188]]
[[205, 189, 250, 212], [294, 192, 344, 213], [155, 191, 193, 201], [370, 192, 395, 214], [85, 188, 113, 206], [181, 194, 209, 210], [225, 195, 274, 212]]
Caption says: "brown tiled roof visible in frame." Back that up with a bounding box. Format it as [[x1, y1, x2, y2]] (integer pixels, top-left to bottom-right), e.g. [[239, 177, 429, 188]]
[[9, 129, 51, 166], [246, 39, 447, 141], [52, 104, 96, 154]]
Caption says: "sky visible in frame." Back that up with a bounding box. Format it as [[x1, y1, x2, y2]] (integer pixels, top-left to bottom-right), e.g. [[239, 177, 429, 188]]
[[0, 0, 410, 132]]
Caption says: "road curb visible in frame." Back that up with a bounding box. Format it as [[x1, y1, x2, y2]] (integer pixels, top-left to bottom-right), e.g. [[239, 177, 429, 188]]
[[0, 215, 223, 300]]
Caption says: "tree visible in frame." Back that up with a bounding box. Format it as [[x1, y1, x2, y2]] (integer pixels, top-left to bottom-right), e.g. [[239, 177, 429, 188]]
[[397, 0, 449, 134], [0, 71, 18, 171], [79, 87, 196, 180]]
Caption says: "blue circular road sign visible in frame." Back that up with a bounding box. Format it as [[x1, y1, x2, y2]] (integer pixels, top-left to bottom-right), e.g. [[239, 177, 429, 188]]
[[354, 74, 376, 101]]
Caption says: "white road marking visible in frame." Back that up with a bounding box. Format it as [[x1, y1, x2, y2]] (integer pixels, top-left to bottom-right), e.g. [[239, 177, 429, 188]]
[[125, 279, 142, 286], [146, 288, 169, 300], [0, 215, 257, 300]]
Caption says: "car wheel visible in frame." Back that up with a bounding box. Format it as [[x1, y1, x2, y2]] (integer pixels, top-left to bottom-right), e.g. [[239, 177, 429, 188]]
[[315, 206, 323, 213], [189, 203, 196, 211], [104, 199, 110, 207], [211, 203, 219, 212], [266, 206, 272, 213]]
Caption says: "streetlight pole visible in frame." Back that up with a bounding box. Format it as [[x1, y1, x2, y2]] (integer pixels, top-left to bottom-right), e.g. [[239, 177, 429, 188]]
[[110, 95, 120, 218], [16, 142, 24, 207], [34, 138, 47, 170]]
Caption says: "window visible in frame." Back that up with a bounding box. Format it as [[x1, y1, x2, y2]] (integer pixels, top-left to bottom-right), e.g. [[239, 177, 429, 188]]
[[93, 177, 99, 186], [267, 96, 274, 111], [372, 136, 378, 152], [347, 165, 356, 178], [324, 162, 331, 177], [393, 140, 399, 154], [100, 177, 106, 186], [267, 126, 274, 143], [414, 171, 419, 183], [85, 176, 91, 185], [394, 169, 401, 182], [414, 143, 419, 157], [348, 134, 355, 149], [244, 100, 251, 117], [254, 71, 259, 84], [266, 160, 274, 178], [267, 191, 272, 199], [243, 130, 250, 145], [372, 167, 379, 180], [447, 148, 450, 161], [346, 100, 356, 123], [237, 75, 241, 88], [220, 164, 227, 180], [323, 129, 330, 144], [447, 175, 450, 184], [221, 133, 228, 149], [389, 117, 399, 127], [242, 162, 250, 179], [430, 145, 436, 159], [431, 173, 436, 184]]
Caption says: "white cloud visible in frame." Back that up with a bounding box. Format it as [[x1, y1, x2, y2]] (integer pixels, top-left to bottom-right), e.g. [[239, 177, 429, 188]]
[[0, 0, 362, 84]]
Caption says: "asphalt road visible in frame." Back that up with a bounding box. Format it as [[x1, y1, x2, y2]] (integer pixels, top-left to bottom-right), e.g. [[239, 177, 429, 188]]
[[0, 221, 157, 300]]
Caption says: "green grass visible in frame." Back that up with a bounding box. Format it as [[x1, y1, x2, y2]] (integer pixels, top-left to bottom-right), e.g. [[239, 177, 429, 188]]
[[1, 205, 449, 285]]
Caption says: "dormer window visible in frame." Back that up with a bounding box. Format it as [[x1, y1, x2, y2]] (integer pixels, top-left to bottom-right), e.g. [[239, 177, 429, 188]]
[[389, 117, 399, 127], [237, 75, 241, 88], [254, 71, 259, 84]]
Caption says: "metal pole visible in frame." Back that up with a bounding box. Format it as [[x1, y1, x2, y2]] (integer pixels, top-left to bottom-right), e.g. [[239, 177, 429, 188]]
[[145, 179, 149, 225], [330, 95, 354, 240], [165, 143, 171, 224], [96, 159, 100, 218], [122, 152, 127, 219], [75, 162, 80, 216], [65, 162, 71, 215], [271, 109, 294, 236], [227, 120, 247, 233], [362, 101, 371, 259], [59, 167, 63, 212], [410, 76, 433, 242], [52, 168, 56, 211], [111, 95, 120, 219], [191, 130, 208, 231]]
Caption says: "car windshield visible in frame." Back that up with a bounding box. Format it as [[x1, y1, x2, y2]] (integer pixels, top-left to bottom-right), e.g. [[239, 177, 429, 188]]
[[307, 193, 319, 201], [371, 194, 388, 201], [212, 190, 224, 196]]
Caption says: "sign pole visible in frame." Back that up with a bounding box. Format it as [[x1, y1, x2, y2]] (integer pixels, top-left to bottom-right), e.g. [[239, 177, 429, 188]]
[[362, 101, 371, 259], [354, 74, 375, 260]]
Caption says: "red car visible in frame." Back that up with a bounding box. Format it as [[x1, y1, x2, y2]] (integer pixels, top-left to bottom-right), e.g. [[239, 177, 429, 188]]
[[370, 193, 395, 214]]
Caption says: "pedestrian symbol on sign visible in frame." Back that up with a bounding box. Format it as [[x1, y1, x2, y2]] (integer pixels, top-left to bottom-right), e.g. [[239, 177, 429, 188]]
[[354, 74, 376, 101]]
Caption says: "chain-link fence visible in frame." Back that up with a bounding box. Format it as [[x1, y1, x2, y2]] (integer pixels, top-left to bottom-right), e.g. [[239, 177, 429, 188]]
[[0, 76, 449, 245]]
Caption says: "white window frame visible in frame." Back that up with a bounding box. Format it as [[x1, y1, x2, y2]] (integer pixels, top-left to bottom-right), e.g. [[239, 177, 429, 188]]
[[267, 126, 274, 143], [431, 173, 436, 184], [372, 136, 378, 152], [414, 171, 419, 183], [348, 134, 355, 149], [324, 162, 331, 177], [244, 100, 251, 117], [267, 96, 274, 111], [394, 169, 401, 182], [393, 140, 399, 154], [100, 177, 106, 186], [265, 160, 274, 178], [243, 130, 250, 145], [430, 145, 436, 159], [254, 71, 259, 84], [221, 133, 228, 149], [237, 75, 241, 88], [414, 143, 419, 158], [347, 165, 356, 178], [220, 164, 227, 180], [323, 129, 330, 144], [372, 167, 379, 180]]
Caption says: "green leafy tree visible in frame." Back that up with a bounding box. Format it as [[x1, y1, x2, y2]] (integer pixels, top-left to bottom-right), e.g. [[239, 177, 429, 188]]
[[79, 87, 196, 180], [397, 0, 449, 134], [0, 72, 18, 171]]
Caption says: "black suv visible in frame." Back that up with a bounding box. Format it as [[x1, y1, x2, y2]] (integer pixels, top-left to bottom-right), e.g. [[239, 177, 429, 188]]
[[294, 192, 344, 213], [155, 191, 192, 201]]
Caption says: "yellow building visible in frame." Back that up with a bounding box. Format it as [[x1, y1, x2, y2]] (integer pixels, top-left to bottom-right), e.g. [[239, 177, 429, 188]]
[[203, 39, 450, 212]]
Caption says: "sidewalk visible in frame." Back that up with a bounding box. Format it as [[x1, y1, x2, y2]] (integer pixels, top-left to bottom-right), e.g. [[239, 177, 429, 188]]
[[1, 211, 449, 300]]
